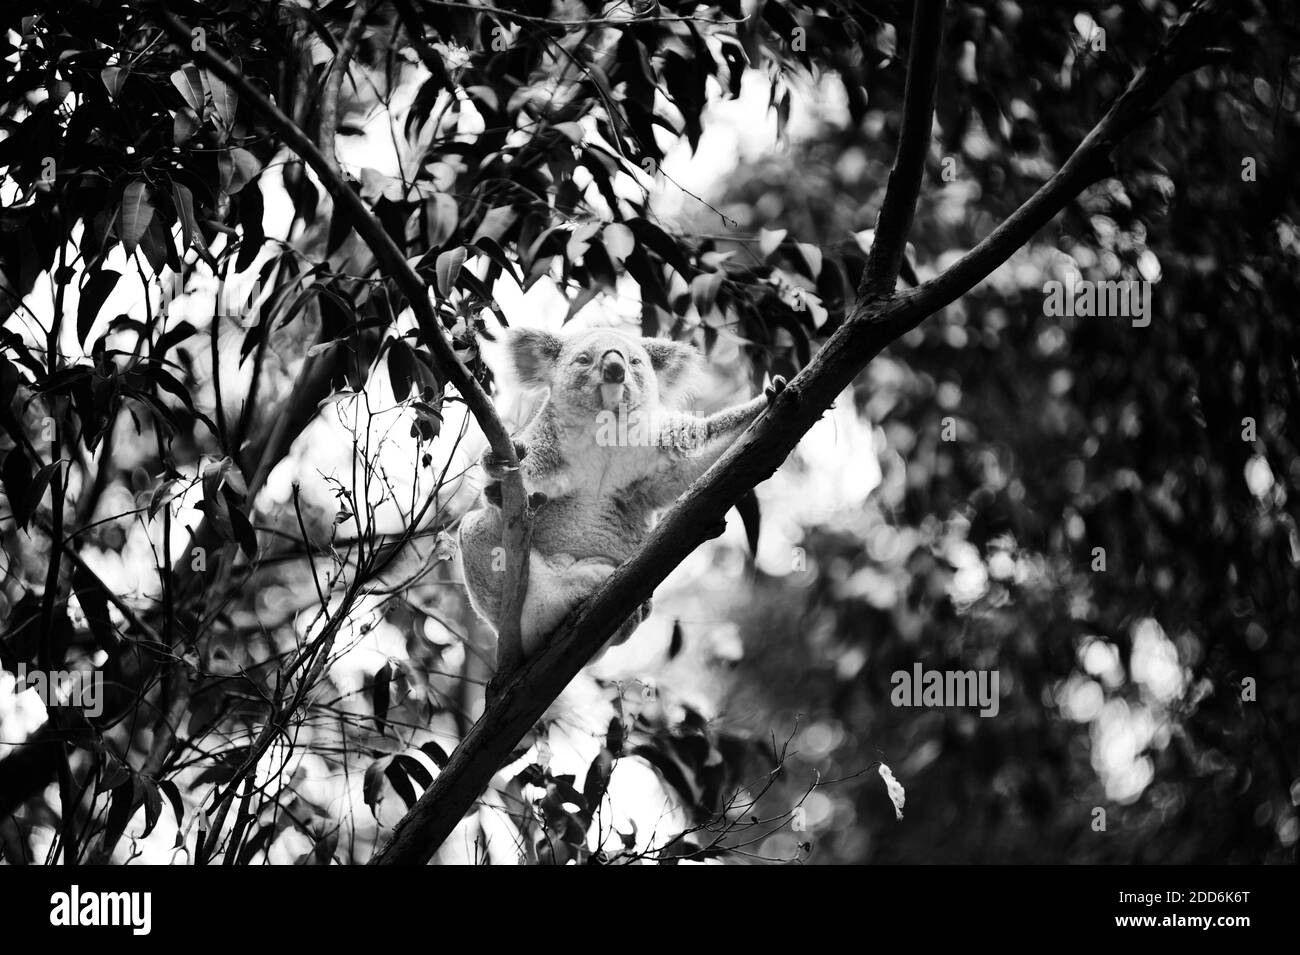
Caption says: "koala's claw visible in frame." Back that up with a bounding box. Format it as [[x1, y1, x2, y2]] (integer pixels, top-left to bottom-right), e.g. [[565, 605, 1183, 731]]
[[481, 440, 529, 507], [765, 375, 787, 406], [481, 440, 528, 481]]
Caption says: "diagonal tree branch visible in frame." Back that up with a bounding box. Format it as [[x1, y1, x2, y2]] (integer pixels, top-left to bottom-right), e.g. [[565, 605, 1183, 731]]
[[1, 0, 527, 827], [147, 3, 533, 671], [368, 0, 1233, 865]]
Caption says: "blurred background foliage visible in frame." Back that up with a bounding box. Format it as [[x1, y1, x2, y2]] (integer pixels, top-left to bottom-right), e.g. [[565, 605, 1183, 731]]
[[698, 0, 1300, 863], [0, 0, 1297, 863]]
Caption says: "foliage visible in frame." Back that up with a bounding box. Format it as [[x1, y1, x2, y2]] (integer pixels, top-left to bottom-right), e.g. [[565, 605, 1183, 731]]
[[0, 0, 1296, 864]]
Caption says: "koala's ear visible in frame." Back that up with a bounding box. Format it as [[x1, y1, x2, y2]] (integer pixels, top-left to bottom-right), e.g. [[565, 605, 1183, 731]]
[[642, 338, 701, 399], [507, 329, 563, 387]]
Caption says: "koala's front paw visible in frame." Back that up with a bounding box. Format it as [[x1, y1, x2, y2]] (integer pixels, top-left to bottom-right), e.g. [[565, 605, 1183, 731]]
[[481, 440, 528, 481], [481, 440, 528, 507], [764, 375, 787, 407], [485, 485, 547, 509]]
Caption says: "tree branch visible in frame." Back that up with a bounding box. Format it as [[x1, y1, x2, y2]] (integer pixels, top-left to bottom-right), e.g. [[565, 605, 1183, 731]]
[[318, 0, 371, 179], [861, 0, 945, 299], [146, 3, 533, 669], [367, 0, 1233, 865]]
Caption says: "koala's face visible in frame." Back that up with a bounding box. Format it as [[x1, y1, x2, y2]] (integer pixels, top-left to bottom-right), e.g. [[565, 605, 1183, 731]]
[[508, 327, 699, 417], [553, 330, 659, 414]]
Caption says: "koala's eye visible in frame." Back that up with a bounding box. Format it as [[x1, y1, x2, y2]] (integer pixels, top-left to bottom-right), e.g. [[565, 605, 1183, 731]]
[[631, 357, 642, 366], [574, 353, 593, 366]]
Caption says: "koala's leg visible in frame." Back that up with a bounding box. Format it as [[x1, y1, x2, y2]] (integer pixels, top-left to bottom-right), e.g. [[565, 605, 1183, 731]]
[[519, 554, 617, 657], [457, 506, 505, 630], [583, 598, 653, 666]]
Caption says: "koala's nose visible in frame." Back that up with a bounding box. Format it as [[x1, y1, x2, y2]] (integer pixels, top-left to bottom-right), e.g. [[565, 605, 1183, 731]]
[[600, 350, 626, 384]]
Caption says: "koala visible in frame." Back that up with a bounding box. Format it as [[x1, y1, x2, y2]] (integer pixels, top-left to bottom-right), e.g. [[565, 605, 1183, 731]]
[[459, 326, 783, 660]]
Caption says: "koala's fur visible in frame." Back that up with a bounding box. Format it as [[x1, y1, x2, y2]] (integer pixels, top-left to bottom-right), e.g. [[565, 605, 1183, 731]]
[[459, 327, 778, 659]]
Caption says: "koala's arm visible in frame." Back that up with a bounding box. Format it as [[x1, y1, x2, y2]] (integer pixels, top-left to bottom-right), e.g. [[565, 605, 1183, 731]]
[[516, 410, 576, 500], [482, 408, 572, 506], [647, 381, 783, 505]]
